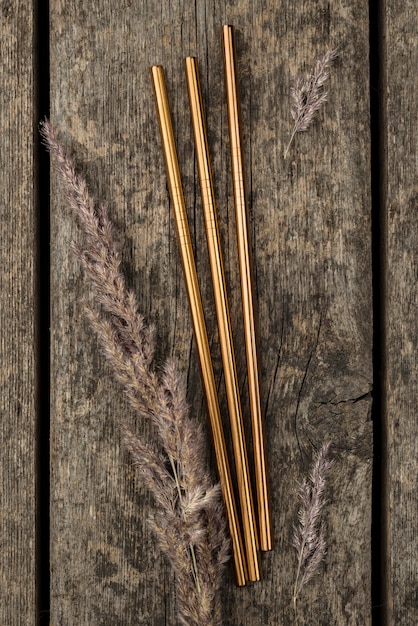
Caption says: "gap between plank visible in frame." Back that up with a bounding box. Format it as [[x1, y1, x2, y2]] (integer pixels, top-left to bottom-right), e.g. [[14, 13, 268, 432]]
[[369, 0, 389, 624], [35, 0, 50, 623]]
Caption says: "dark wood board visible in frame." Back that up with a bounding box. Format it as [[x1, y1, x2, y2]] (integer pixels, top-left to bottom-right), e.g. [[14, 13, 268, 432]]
[[49, 1, 373, 624], [0, 3, 37, 625], [382, 1, 418, 623]]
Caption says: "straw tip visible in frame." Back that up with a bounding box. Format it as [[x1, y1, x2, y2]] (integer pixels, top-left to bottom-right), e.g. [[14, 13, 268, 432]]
[[150, 65, 164, 76]]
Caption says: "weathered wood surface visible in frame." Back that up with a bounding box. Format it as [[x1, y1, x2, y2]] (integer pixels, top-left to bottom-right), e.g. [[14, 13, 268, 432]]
[[1, 3, 37, 625], [382, 1, 418, 624], [49, 1, 372, 625]]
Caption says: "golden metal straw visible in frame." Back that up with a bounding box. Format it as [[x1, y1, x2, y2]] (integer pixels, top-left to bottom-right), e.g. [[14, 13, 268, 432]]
[[185, 56, 260, 581], [222, 25, 272, 552], [150, 65, 247, 586]]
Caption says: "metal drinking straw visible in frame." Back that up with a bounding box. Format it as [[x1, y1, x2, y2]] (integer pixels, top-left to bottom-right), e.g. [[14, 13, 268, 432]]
[[222, 24, 272, 552]]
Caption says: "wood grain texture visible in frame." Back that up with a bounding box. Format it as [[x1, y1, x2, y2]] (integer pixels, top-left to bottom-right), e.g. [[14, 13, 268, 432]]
[[0, 3, 37, 624], [50, 1, 372, 624], [382, 1, 418, 623]]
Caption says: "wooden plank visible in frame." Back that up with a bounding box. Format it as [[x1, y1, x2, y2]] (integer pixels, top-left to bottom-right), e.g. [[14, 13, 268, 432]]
[[50, 1, 372, 623], [382, 2, 418, 623], [0, 4, 37, 625]]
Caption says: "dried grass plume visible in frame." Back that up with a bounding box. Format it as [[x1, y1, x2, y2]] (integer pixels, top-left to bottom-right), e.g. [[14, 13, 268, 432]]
[[292, 441, 334, 612], [284, 48, 338, 158], [40, 119, 230, 626]]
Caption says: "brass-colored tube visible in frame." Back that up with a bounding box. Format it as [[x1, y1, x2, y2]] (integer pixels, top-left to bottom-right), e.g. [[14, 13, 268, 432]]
[[184, 56, 260, 581], [222, 25, 272, 551], [150, 65, 247, 586]]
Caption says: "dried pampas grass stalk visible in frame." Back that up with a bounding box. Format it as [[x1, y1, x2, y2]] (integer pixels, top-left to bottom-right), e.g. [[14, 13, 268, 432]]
[[284, 47, 338, 158], [292, 441, 334, 612], [40, 119, 230, 626]]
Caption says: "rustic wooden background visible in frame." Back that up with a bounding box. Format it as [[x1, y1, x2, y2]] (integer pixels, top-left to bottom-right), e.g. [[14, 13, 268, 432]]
[[1, 0, 417, 624]]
